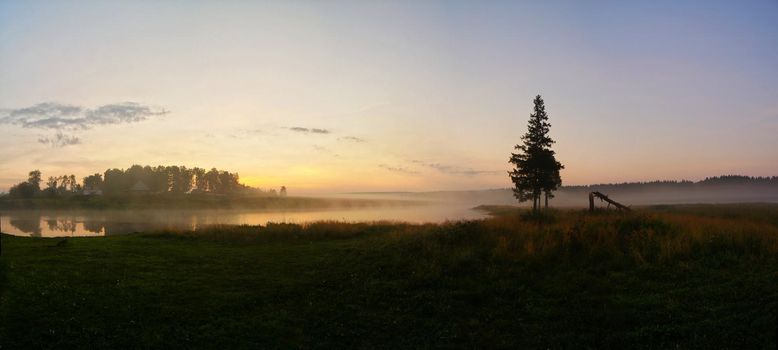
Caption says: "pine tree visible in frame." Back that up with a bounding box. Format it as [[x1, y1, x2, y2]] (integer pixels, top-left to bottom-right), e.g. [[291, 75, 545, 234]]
[[509, 95, 563, 211]]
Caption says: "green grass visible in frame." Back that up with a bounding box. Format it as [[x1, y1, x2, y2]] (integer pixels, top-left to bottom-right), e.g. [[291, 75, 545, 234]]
[[1, 204, 777, 348]]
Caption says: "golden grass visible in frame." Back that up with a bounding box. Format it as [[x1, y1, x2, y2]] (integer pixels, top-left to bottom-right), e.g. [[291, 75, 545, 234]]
[[143, 204, 778, 268], [402, 206, 778, 269]]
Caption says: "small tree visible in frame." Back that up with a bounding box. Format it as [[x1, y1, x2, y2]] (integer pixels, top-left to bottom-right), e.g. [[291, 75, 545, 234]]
[[8, 182, 36, 198], [509, 95, 563, 211], [5, 169, 43, 198], [83, 173, 104, 191], [27, 170, 42, 193]]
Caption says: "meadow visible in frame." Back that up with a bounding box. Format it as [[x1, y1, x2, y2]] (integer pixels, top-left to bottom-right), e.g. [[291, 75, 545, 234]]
[[1, 204, 777, 348]]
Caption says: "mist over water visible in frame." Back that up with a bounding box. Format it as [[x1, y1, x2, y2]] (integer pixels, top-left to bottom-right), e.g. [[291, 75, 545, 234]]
[[0, 201, 486, 237], [2, 183, 776, 237], [356, 183, 778, 208]]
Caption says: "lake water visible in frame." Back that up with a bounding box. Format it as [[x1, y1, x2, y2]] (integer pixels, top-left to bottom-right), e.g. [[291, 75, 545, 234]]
[[0, 203, 488, 237]]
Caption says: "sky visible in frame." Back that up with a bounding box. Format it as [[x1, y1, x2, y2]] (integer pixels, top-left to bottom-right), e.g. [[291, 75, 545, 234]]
[[1, 0, 777, 194]]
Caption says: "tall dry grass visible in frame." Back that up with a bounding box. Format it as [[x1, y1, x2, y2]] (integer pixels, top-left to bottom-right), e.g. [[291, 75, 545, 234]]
[[405, 207, 778, 270], [143, 204, 778, 269]]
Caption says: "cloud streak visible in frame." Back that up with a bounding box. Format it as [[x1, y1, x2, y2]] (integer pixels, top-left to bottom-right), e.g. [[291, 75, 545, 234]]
[[411, 160, 500, 176], [37, 132, 81, 148], [287, 126, 331, 134], [338, 136, 365, 143], [0, 102, 168, 130], [1, 101, 167, 146], [379, 164, 420, 175]]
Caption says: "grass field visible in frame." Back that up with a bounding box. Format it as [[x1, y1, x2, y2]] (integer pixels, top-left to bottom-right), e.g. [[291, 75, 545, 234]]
[[1, 204, 777, 348]]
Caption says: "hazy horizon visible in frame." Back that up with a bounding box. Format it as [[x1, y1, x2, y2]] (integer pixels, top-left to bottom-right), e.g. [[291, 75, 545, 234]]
[[2, 1, 777, 194]]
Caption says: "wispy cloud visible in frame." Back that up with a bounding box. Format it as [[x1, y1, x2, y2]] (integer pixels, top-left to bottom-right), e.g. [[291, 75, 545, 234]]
[[338, 136, 366, 143], [37, 132, 81, 148], [0, 102, 168, 130], [0, 102, 168, 146], [379, 164, 420, 175], [411, 160, 499, 176], [286, 126, 331, 134]]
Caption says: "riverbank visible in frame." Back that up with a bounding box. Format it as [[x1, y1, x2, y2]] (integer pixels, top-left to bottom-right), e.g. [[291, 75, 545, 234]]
[[1, 204, 776, 348]]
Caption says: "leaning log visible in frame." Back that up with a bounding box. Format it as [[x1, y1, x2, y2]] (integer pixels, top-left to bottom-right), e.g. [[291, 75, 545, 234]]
[[589, 191, 631, 212]]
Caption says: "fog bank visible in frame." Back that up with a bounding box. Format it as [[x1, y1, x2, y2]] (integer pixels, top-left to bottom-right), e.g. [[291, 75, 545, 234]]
[[342, 183, 778, 208]]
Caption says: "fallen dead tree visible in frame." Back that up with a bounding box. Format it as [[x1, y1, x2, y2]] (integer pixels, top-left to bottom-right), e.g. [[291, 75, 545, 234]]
[[589, 191, 631, 212]]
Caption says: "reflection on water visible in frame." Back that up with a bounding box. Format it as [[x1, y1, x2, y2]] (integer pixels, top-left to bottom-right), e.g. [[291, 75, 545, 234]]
[[0, 204, 486, 237]]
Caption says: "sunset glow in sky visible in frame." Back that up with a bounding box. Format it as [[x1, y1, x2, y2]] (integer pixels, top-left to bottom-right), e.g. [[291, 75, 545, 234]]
[[1, 1, 777, 194]]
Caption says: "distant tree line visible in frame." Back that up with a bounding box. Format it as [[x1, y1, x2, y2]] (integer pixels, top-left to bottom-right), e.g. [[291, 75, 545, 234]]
[[563, 175, 778, 191], [698, 175, 778, 185], [101, 165, 246, 194], [4, 165, 287, 198]]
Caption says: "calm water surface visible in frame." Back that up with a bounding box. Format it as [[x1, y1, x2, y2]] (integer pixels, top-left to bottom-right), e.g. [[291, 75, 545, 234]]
[[0, 203, 487, 237]]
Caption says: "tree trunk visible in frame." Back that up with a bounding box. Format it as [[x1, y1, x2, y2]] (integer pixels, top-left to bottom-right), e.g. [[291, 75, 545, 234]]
[[544, 192, 548, 209], [589, 192, 595, 211], [589, 192, 631, 212], [533, 193, 538, 211]]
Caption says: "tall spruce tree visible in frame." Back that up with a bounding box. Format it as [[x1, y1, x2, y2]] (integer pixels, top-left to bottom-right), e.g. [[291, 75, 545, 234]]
[[509, 95, 563, 211]]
